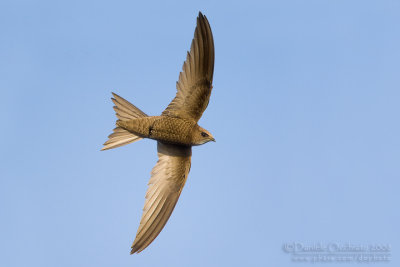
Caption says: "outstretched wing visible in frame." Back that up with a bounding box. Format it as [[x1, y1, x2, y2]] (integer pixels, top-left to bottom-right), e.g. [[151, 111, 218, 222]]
[[162, 12, 215, 122], [130, 142, 192, 254]]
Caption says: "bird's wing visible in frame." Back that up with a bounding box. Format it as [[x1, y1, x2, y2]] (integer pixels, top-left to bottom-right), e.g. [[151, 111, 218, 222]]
[[130, 142, 192, 254], [162, 12, 214, 122]]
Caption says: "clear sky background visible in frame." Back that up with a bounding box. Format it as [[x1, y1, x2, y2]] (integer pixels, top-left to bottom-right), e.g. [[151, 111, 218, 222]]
[[1, 1, 399, 266]]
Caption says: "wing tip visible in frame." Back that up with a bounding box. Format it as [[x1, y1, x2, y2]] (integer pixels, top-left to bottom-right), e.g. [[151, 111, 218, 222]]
[[197, 11, 205, 24], [198, 11, 210, 25], [130, 243, 145, 254]]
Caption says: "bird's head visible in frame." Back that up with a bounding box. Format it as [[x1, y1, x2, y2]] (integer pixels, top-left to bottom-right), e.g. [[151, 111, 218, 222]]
[[192, 125, 215, 145]]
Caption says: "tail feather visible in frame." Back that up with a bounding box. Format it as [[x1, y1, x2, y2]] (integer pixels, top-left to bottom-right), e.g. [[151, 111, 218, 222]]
[[112, 92, 147, 119], [101, 93, 147, 151]]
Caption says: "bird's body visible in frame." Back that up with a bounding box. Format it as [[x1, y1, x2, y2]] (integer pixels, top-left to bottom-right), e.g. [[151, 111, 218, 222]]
[[117, 116, 210, 146], [102, 12, 215, 254]]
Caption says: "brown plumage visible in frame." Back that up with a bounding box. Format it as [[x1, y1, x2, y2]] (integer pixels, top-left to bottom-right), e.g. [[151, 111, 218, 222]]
[[101, 12, 215, 254]]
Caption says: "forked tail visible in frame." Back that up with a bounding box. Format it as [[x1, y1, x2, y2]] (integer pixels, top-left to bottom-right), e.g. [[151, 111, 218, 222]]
[[101, 93, 148, 151]]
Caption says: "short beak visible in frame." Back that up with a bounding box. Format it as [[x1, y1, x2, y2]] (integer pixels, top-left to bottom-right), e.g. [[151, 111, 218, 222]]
[[211, 138, 216, 142]]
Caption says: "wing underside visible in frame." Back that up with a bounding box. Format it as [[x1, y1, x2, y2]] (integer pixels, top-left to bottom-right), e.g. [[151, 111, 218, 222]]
[[130, 142, 192, 254], [162, 12, 215, 122]]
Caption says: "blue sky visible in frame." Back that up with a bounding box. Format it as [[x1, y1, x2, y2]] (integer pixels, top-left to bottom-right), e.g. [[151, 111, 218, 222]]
[[1, 0, 399, 266]]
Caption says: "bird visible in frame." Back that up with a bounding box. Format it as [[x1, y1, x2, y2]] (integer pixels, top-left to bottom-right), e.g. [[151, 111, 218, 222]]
[[101, 12, 215, 254]]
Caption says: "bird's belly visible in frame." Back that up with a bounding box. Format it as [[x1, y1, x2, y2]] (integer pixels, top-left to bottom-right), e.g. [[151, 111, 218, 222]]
[[149, 117, 193, 145]]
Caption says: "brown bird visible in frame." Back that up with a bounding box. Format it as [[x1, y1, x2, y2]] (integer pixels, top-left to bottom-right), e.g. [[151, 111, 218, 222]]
[[102, 12, 215, 254]]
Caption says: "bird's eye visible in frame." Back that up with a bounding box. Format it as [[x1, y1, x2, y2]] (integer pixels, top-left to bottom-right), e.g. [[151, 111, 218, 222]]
[[201, 132, 209, 137]]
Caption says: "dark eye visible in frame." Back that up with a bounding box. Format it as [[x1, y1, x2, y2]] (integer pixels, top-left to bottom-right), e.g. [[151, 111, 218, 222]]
[[201, 132, 209, 137]]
